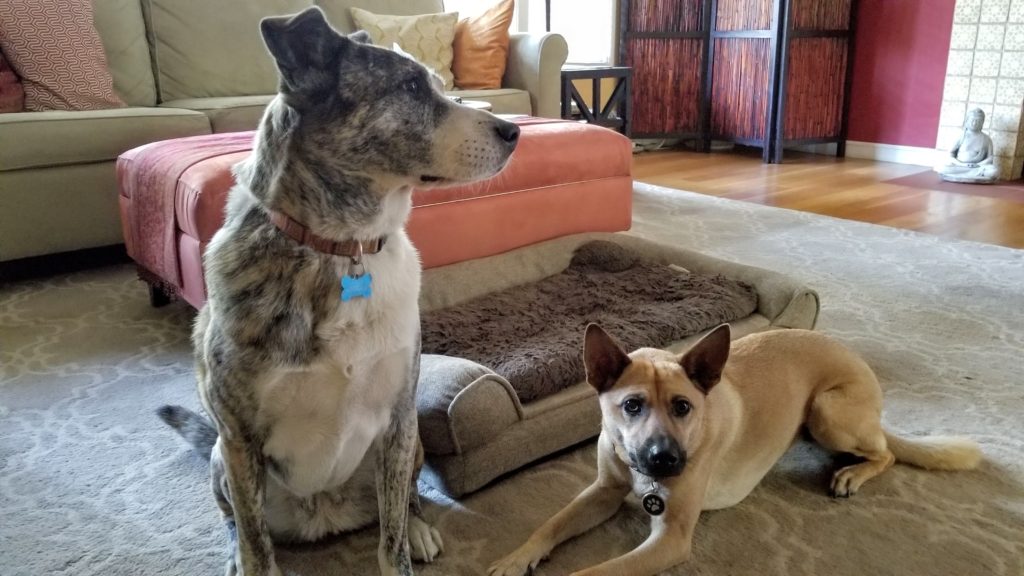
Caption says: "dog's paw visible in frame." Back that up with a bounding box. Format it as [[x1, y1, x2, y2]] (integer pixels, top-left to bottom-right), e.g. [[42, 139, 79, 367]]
[[408, 515, 444, 563], [829, 465, 861, 498], [488, 545, 545, 576], [224, 557, 283, 576]]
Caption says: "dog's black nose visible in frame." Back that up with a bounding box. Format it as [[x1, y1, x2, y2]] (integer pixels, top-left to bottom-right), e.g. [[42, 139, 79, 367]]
[[651, 449, 679, 468], [642, 437, 686, 478], [495, 120, 520, 144]]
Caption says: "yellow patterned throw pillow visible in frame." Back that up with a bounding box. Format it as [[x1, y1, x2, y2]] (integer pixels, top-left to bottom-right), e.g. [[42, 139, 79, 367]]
[[350, 8, 458, 90]]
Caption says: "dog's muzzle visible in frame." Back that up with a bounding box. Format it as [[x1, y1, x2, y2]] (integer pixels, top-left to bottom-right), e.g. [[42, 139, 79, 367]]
[[637, 436, 687, 478]]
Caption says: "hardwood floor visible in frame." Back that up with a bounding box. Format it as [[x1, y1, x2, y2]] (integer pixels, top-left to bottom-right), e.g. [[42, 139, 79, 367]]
[[633, 147, 1024, 249]]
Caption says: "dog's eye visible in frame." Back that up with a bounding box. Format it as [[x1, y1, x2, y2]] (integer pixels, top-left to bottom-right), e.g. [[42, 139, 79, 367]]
[[403, 79, 421, 94], [623, 398, 643, 415], [673, 399, 692, 417]]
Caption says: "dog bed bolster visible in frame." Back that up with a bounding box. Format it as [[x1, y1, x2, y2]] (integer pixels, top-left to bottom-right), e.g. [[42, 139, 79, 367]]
[[417, 354, 523, 456]]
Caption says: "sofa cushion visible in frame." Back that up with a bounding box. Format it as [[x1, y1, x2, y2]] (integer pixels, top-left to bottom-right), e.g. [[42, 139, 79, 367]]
[[350, 8, 458, 90], [94, 0, 158, 106], [316, 0, 443, 34], [0, 108, 210, 171], [141, 0, 308, 102], [449, 89, 531, 115], [0, 0, 125, 111], [161, 96, 275, 133], [452, 0, 514, 90]]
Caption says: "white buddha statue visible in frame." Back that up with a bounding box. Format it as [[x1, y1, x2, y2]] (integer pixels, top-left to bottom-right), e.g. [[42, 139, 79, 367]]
[[936, 108, 999, 183]]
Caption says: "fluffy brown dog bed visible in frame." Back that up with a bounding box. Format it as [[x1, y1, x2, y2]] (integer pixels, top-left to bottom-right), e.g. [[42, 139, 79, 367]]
[[421, 240, 758, 402]]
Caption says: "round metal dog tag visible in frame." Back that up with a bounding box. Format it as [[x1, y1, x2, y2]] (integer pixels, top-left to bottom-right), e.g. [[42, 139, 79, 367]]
[[642, 492, 665, 516]]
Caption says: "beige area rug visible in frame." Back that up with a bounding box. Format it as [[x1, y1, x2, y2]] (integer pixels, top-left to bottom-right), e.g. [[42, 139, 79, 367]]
[[2, 183, 1022, 575]]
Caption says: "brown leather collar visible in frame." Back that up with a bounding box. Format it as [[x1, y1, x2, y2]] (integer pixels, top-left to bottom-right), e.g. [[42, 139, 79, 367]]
[[269, 210, 386, 259]]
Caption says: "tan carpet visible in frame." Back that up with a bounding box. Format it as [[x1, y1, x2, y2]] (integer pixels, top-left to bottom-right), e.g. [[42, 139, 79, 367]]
[[1, 183, 1022, 575]]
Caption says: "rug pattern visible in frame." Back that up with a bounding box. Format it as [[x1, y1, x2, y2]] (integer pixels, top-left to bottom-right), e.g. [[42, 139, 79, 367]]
[[1, 183, 1022, 575]]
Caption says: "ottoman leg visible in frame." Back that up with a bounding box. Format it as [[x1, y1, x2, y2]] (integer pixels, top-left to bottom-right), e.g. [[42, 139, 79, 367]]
[[148, 283, 173, 308]]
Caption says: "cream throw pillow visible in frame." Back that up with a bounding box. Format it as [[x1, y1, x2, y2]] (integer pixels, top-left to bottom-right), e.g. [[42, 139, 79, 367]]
[[350, 8, 458, 90]]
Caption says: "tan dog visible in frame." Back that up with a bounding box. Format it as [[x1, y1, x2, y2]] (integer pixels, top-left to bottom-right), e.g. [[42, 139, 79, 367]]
[[490, 325, 981, 576]]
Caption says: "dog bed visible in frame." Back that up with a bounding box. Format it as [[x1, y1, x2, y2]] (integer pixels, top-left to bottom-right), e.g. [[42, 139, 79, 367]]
[[415, 232, 819, 497], [421, 240, 758, 403]]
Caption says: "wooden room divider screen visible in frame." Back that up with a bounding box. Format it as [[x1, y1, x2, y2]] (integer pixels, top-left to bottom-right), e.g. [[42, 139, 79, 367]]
[[619, 0, 856, 163]]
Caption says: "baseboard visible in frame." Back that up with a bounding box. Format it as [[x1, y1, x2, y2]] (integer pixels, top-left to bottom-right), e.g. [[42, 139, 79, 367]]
[[785, 141, 937, 167], [0, 244, 129, 284], [788, 143, 838, 156], [844, 141, 937, 167]]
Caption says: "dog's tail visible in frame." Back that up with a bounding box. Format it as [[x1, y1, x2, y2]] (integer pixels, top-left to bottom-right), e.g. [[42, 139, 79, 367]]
[[884, 431, 982, 471], [157, 405, 218, 458]]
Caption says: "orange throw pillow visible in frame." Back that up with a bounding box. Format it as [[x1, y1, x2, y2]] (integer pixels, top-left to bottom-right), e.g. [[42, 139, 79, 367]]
[[452, 0, 515, 90]]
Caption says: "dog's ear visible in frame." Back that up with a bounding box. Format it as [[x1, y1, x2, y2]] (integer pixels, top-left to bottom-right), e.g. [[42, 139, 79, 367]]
[[584, 324, 631, 393], [260, 7, 343, 93], [349, 30, 373, 44], [391, 42, 417, 61], [679, 324, 731, 394]]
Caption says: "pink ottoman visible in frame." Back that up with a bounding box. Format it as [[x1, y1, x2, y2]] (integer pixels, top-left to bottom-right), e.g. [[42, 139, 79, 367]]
[[117, 117, 633, 308]]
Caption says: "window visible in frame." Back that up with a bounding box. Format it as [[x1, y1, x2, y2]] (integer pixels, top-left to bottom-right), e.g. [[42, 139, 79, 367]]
[[444, 0, 489, 19], [444, 0, 616, 64], [528, 0, 616, 65], [444, 0, 528, 32]]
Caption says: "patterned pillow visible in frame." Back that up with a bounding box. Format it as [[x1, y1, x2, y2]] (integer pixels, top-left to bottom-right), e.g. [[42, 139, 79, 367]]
[[0, 0, 124, 111], [0, 51, 25, 112], [350, 7, 458, 91]]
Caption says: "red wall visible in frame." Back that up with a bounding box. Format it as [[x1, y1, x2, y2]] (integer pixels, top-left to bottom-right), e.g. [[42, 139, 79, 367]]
[[846, 0, 956, 148]]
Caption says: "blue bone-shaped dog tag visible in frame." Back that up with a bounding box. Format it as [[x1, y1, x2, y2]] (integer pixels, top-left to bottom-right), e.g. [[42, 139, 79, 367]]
[[341, 273, 373, 301]]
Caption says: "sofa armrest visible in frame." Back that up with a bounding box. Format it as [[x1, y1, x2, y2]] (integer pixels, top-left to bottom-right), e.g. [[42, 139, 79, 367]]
[[613, 234, 821, 329], [503, 32, 568, 118]]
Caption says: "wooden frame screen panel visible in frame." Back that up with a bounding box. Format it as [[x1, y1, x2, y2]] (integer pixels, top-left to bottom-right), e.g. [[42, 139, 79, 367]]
[[782, 38, 848, 140], [629, 0, 702, 32], [789, 0, 852, 30], [772, 0, 856, 161], [618, 0, 855, 162], [620, 0, 708, 139], [715, 0, 772, 30], [710, 38, 771, 142], [708, 0, 779, 160], [627, 39, 704, 136]]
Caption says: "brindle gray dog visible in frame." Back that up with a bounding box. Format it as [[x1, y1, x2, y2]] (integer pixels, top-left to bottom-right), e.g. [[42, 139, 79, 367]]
[[157, 7, 519, 576]]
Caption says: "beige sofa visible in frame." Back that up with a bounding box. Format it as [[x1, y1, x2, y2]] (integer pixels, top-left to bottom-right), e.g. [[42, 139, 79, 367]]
[[0, 0, 569, 263]]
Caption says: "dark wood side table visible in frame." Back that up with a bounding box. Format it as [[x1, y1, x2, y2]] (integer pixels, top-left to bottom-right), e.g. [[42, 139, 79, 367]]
[[560, 65, 632, 136]]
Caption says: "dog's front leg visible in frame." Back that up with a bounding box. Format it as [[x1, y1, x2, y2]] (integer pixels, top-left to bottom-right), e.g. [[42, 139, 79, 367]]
[[570, 474, 705, 576], [203, 351, 278, 576], [219, 432, 279, 576], [375, 351, 420, 576], [570, 517, 695, 576], [489, 481, 630, 576], [489, 434, 632, 576]]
